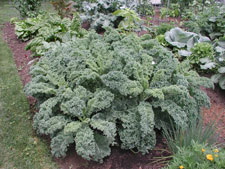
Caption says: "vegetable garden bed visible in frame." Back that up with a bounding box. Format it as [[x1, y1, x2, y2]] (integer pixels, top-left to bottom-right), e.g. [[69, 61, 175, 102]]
[[1, 0, 225, 168], [3, 20, 225, 169]]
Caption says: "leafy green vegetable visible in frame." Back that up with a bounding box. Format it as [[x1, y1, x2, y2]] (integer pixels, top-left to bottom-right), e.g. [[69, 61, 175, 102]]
[[15, 12, 87, 57], [189, 42, 215, 68], [25, 28, 213, 162], [165, 27, 210, 50]]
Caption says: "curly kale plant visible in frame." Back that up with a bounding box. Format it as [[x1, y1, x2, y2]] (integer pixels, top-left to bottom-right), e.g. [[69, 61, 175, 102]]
[[25, 28, 213, 162]]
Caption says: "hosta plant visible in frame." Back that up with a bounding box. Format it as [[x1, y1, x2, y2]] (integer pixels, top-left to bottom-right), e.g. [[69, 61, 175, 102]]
[[25, 28, 213, 162]]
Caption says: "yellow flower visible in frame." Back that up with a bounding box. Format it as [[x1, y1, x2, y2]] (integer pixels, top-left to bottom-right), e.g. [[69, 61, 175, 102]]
[[214, 149, 219, 153], [215, 154, 218, 157], [202, 148, 205, 152], [179, 165, 184, 169], [206, 154, 213, 161]]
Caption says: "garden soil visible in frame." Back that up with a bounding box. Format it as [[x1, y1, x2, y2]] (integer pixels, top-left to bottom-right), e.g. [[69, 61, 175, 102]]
[[3, 22, 225, 169]]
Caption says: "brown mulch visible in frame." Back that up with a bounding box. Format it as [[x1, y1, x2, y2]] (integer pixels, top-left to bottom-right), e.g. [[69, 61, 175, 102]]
[[2, 21, 225, 169], [201, 87, 225, 144], [2, 22, 37, 105]]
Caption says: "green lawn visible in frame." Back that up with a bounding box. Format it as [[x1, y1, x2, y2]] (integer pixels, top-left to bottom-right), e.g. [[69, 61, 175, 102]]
[[0, 1, 58, 169]]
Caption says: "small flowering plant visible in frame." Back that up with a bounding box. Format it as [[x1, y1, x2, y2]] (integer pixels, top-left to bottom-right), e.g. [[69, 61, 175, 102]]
[[165, 141, 225, 169]]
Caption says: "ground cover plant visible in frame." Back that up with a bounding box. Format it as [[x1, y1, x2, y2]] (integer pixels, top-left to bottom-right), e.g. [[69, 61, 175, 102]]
[[24, 27, 214, 162]]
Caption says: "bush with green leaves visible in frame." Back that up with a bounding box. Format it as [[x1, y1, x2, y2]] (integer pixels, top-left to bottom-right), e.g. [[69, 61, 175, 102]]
[[13, 0, 41, 18], [15, 12, 86, 57], [165, 141, 225, 169], [25, 28, 213, 162]]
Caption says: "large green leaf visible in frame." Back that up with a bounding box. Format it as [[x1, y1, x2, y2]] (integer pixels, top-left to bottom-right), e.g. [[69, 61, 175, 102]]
[[75, 126, 111, 162], [165, 27, 210, 50]]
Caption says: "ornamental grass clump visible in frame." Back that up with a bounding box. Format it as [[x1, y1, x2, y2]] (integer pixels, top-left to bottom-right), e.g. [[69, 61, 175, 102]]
[[25, 27, 213, 162], [162, 113, 220, 154]]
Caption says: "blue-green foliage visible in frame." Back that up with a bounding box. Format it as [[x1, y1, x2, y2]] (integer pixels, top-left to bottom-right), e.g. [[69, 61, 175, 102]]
[[25, 28, 213, 162]]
